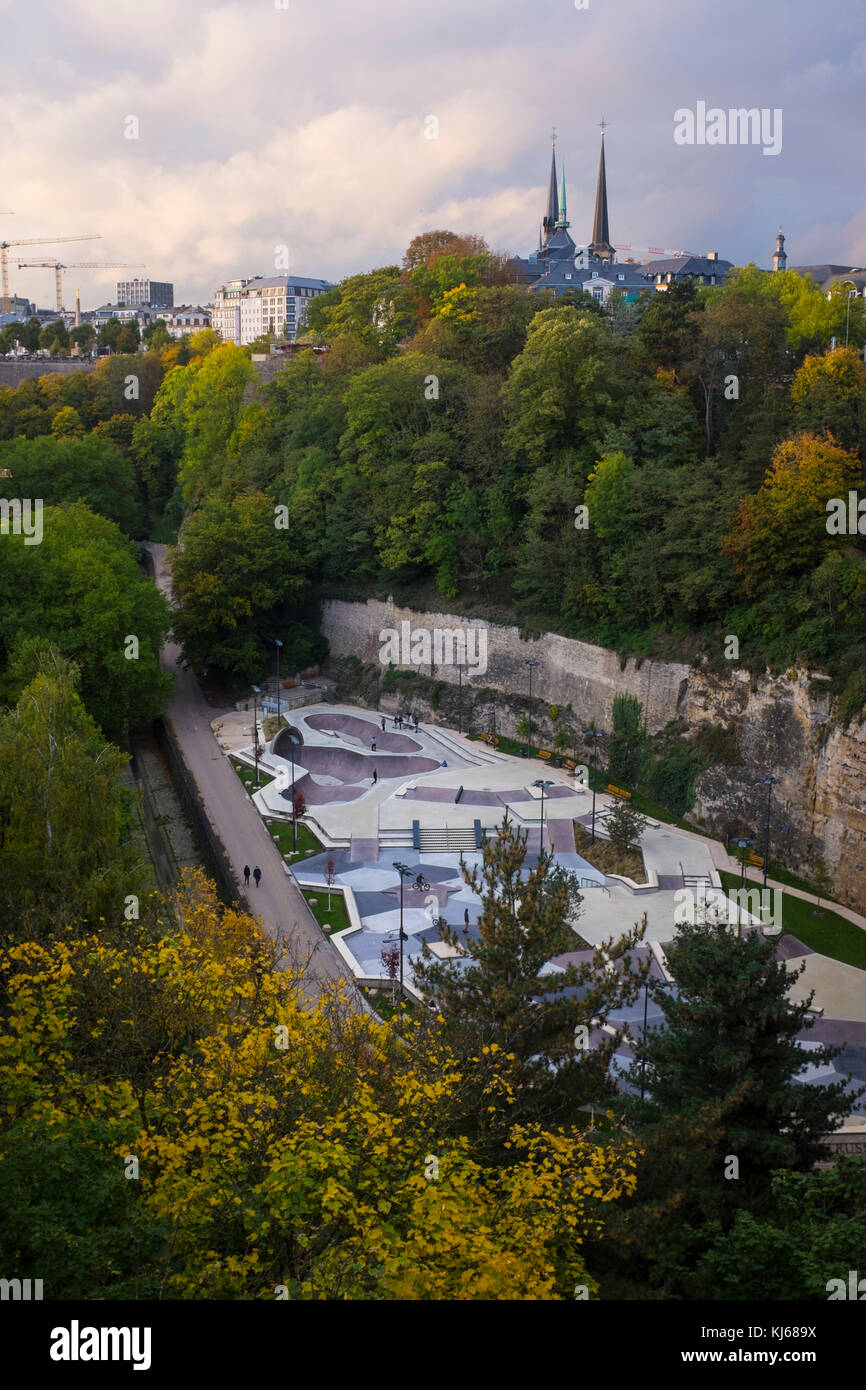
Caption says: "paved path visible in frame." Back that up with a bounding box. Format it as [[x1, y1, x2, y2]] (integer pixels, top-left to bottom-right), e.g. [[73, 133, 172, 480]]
[[143, 543, 351, 998]]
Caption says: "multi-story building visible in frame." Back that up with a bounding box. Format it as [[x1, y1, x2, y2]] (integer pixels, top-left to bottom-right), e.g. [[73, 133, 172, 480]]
[[155, 305, 212, 339], [212, 274, 331, 345], [91, 303, 155, 328], [116, 278, 174, 308]]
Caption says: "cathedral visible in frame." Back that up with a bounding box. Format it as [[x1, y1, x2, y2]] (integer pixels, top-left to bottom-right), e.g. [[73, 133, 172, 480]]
[[513, 127, 653, 305]]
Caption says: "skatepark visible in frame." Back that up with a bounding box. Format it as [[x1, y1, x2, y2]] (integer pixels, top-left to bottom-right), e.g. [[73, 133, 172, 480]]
[[223, 701, 866, 1119]]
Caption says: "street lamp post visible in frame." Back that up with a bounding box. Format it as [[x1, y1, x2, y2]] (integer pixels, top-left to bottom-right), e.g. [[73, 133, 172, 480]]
[[251, 684, 261, 789], [522, 657, 540, 756], [393, 862, 430, 1000], [457, 663, 463, 736], [289, 731, 297, 850], [586, 730, 604, 844], [533, 778, 554, 853], [759, 776, 781, 888], [274, 638, 284, 725]]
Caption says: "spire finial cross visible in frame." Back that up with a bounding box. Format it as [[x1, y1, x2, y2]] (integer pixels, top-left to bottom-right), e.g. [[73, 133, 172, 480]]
[[599, 115, 608, 137], [551, 125, 557, 147]]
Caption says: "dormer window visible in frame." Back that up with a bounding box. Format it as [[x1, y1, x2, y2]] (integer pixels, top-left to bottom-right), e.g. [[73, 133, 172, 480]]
[[565, 272, 572, 280], [591, 271, 599, 279], [618, 273, 625, 281]]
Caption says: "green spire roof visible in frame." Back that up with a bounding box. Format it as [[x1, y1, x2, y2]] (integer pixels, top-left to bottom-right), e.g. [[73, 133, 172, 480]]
[[556, 165, 569, 228]]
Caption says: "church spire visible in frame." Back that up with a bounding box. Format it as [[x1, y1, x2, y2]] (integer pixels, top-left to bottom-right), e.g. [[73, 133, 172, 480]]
[[589, 119, 615, 262], [543, 131, 559, 237], [773, 225, 787, 272], [556, 166, 569, 228]]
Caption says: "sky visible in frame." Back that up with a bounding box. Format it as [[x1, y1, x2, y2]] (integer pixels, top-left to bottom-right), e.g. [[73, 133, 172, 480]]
[[2, 0, 866, 311]]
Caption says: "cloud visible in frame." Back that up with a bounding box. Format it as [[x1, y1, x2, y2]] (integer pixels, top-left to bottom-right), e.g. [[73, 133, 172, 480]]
[[1, 0, 864, 308]]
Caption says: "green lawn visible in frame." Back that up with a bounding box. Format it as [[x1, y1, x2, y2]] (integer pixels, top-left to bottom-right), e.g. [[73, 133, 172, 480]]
[[301, 887, 352, 934], [263, 818, 352, 933], [266, 817, 323, 860], [718, 870, 866, 970], [230, 756, 274, 793]]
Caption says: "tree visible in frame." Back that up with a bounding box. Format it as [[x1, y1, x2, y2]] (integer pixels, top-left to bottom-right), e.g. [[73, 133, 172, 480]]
[[70, 323, 96, 352], [503, 307, 626, 471], [630, 918, 859, 1208], [810, 853, 833, 915], [50, 405, 85, 440], [412, 814, 646, 1150], [0, 502, 172, 733], [0, 433, 140, 534], [325, 856, 336, 910], [0, 867, 641, 1299], [608, 693, 647, 787], [605, 798, 648, 857], [21, 318, 42, 352], [791, 346, 866, 452], [401, 230, 489, 274], [303, 266, 414, 357], [170, 490, 309, 680], [116, 322, 140, 355], [142, 320, 170, 350], [172, 343, 255, 501], [98, 317, 123, 353], [39, 319, 69, 352], [0, 647, 144, 943], [722, 433, 863, 597]]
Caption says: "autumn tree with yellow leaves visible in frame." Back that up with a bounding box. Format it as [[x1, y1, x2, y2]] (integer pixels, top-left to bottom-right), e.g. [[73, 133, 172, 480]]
[[0, 870, 639, 1300]]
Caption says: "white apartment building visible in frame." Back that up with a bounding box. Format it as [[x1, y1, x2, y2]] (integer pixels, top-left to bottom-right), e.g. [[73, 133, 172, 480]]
[[155, 305, 212, 339], [211, 274, 331, 345]]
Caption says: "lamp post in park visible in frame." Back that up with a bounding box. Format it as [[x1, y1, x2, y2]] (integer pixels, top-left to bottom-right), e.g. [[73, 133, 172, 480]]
[[522, 656, 540, 755], [393, 862, 431, 1000], [759, 776, 781, 888], [533, 778, 554, 853], [457, 662, 464, 735], [251, 684, 261, 789], [585, 729, 604, 843], [274, 638, 284, 724]]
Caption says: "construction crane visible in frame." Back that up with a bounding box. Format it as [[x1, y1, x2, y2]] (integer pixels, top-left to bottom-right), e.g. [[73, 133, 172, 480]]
[[16, 261, 145, 315], [614, 243, 691, 261], [0, 234, 101, 314]]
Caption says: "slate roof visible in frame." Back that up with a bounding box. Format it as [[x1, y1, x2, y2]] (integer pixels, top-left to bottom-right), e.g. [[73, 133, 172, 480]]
[[644, 254, 733, 279]]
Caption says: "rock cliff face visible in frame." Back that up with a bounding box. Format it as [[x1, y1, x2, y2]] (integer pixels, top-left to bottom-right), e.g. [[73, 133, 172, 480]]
[[321, 598, 866, 913]]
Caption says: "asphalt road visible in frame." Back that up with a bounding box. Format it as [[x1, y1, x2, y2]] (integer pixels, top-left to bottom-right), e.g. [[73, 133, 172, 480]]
[[142, 542, 350, 998]]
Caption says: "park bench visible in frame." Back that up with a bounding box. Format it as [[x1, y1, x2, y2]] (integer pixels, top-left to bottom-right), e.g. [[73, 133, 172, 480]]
[[748, 851, 764, 868], [538, 749, 552, 761], [606, 783, 632, 799]]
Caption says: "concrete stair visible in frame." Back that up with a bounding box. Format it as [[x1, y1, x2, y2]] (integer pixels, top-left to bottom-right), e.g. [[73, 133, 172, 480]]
[[418, 826, 479, 853]]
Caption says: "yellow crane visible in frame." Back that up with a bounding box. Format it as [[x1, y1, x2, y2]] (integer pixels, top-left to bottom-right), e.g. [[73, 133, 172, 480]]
[[0, 234, 101, 313], [16, 260, 145, 315]]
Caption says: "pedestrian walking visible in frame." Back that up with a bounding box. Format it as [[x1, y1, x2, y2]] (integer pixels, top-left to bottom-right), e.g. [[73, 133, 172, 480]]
[[380, 717, 386, 733], [371, 736, 377, 752], [243, 864, 251, 887], [464, 907, 470, 927], [253, 865, 262, 887], [372, 768, 378, 784]]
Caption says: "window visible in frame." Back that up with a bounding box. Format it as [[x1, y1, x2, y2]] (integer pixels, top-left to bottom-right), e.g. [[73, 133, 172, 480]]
[[565, 272, 572, 280], [591, 271, 599, 279], [593, 288, 603, 301], [618, 273, 625, 281]]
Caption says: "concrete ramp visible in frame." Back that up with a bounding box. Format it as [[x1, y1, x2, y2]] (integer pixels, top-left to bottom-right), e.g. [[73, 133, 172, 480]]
[[547, 818, 577, 853], [306, 712, 422, 753]]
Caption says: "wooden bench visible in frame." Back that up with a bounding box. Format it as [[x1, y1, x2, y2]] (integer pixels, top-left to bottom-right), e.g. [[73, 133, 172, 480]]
[[538, 749, 552, 761], [564, 759, 576, 771], [748, 852, 764, 868], [606, 784, 632, 799]]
